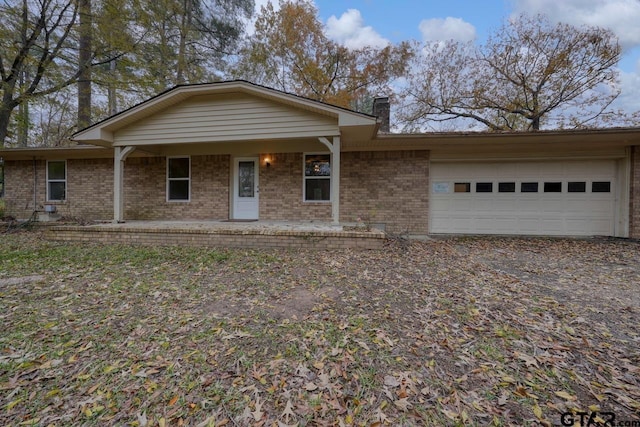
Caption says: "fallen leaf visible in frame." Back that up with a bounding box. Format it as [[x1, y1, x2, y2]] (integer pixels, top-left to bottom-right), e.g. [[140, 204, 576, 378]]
[[393, 398, 412, 411], [281, 399, 295, 423], [533, 404, 543, 420], [554, 391, 577, 401], [251, 397, 264, 421], [384, 375, 400, 387]]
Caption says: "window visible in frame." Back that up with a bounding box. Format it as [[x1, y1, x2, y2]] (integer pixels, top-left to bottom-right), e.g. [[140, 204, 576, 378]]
[[47, 160, 66, 201], [521, 182, 538, 193], [544, 182, 562, 192], [498, 182, 515, 193], [454, 182, 470, 193], [568, 182, 586, 193], [476, 182, 493, 193], [592, 181, 611, 193], [167, 157, 190, 201], [304, 154, 330, 201]]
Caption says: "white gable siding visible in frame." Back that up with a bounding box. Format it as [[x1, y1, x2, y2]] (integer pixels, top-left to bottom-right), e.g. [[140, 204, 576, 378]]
[[113, 93, 340, 146]]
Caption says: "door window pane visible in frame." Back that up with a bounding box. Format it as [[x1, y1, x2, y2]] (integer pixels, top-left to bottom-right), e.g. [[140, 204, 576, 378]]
[[238, 161, 255, 198]]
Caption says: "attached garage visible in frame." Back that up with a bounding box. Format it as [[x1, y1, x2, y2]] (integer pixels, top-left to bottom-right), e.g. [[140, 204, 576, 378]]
[[430, 159, 623, 236]]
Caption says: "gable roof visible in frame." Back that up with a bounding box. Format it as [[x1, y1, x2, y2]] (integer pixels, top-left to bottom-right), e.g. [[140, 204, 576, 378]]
[[73, 80, 378, 147]]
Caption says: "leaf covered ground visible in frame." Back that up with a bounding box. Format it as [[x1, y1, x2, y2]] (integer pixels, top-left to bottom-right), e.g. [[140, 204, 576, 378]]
[[0, 232, 639, 426]]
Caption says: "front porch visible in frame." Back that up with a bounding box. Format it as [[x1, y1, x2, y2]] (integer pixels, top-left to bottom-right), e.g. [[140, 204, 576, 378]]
[[45, 220, 385, 250]]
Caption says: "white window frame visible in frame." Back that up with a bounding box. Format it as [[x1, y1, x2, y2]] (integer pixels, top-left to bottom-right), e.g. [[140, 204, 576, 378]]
[[303, 152, 332, 203], [166, 156, 191, 202], [46, 160, 67, 202]]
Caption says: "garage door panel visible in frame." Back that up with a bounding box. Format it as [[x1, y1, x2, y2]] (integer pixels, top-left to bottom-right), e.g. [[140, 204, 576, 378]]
[[430, 160, 617, 236]]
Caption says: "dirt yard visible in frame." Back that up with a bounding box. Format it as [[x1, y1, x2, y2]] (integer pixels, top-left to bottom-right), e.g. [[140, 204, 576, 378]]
[[1, 232, 638, 426]]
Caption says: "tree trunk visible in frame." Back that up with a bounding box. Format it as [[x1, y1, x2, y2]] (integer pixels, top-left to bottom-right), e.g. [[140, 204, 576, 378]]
[[176, 0, 191, 85], [531, 116, 540, 131], [0, 107, 14, 147], [108, 59, 117, 115], [77, 0, 92, 129]]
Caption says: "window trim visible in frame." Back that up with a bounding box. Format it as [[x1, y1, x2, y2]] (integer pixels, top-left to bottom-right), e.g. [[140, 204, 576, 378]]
[[166, 156, 191, 202], [46, 160, 67, 202], [303, 152, 332, 203]]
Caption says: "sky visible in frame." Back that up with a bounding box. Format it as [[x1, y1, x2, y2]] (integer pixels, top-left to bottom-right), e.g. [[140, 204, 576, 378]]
[[252, 0, 640, 118]]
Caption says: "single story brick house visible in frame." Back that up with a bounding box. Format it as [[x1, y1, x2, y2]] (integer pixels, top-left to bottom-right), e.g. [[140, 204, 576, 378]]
[[1, 80, 639, 238]]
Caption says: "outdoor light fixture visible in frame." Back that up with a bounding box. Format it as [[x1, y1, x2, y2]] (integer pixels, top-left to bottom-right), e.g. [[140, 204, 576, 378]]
[[264, 157, 271, 167]]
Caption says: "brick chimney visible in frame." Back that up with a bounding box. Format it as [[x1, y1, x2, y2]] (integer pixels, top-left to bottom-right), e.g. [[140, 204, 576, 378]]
[[372, 97, 390, 133]]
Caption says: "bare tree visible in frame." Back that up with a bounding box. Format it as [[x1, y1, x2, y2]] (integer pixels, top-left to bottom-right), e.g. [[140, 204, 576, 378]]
[[401, 14, 626, 131], [77, 0, 92, 129]]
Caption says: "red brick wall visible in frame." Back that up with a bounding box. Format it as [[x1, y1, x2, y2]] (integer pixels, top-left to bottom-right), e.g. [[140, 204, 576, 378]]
[[341, 150, 430, 234], [631, 146, 640, 239]]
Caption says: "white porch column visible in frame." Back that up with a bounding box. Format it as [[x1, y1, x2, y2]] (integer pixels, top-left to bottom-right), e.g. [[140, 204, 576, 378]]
[[318, 136, 341, 224], [113, 146, 135, 223]]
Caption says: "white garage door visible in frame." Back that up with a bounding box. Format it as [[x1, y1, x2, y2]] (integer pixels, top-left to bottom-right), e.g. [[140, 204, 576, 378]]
[[430, 160, 617, 236]]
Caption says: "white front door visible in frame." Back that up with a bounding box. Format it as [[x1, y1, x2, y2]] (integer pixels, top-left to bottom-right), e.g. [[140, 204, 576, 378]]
[[233, 157, 259, 220]]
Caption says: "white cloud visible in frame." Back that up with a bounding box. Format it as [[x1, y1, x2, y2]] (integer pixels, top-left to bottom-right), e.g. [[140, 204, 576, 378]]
[[510, 0, 640, 49], [614, 63, 640, 117], [418, 17, 476, 43], [325, 9, 389, 49]]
